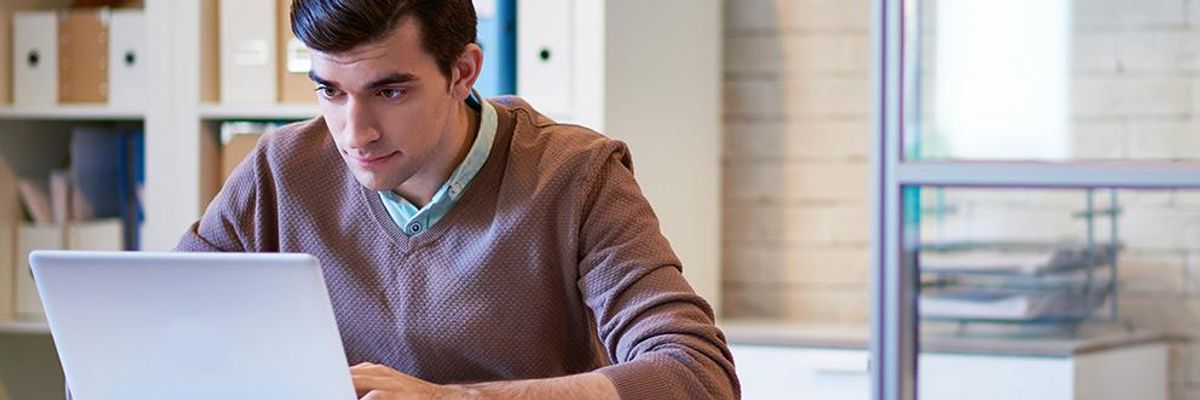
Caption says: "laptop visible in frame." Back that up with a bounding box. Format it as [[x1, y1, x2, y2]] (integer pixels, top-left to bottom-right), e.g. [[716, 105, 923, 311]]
[[29, 251, 357, 400]]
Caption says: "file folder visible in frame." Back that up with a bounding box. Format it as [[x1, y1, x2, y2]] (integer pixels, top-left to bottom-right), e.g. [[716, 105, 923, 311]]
[[12, 11, 58, 107], [517, 0, 573, 116], [109, 10, 146, 109], [474, 0, 516, 97]]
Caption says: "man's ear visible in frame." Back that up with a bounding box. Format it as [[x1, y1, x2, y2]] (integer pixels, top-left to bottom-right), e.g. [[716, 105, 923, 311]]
[[450, 43, 484, 100]]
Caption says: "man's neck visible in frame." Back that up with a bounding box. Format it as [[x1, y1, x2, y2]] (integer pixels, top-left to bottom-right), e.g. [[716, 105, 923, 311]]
[[393, 98, 481, 208]]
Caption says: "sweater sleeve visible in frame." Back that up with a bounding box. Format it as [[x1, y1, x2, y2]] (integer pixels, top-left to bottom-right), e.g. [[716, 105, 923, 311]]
[[175, 139, 275, 253], [576, 144, 740, 400]]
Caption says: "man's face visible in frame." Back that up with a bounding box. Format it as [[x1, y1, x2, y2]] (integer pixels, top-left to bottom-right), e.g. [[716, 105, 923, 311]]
[[308, 18, 458, 191]]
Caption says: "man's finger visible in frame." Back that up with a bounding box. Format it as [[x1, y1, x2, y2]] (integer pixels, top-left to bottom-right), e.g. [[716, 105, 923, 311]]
[[353, 374, 394, 397], [359, 389, 391, 400], [351, 363, 399, 377]]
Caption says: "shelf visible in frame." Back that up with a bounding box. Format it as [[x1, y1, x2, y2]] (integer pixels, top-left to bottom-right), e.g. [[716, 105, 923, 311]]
[[0, 105, 145, 121], [895, 162, 1200, 188], [0, 318, 50, 335], [199, 103, 320, 121]]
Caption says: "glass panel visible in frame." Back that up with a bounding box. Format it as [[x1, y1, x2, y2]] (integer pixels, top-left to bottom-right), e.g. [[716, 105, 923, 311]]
[[906, 0, 1200, 161], [908, 186, 1191, 398]]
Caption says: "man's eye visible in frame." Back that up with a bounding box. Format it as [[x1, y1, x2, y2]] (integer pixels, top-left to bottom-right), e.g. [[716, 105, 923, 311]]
[[378, 88, 406, 100], [316, 86, 342, 98]]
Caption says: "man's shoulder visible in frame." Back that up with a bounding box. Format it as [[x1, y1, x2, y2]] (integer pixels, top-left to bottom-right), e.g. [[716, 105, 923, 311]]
[[259, 117, 336, 158], [246, 117, 341, 171], [490, 96, 631, 174]]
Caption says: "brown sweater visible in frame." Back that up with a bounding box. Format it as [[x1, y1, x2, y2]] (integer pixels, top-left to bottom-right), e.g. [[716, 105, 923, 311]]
[[176, 97, 739, 399]]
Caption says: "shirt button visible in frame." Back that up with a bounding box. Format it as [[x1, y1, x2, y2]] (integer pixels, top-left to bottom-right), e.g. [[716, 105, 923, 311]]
[[409, 223, 422, 233]]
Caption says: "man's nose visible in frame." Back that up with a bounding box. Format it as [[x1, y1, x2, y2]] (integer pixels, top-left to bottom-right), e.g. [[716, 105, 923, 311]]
[[343, 98, 381, 149]]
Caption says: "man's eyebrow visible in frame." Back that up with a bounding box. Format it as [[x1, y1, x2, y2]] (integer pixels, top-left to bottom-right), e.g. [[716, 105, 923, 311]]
[[364, 73, 419, 90], [308, 71, 335, 87]]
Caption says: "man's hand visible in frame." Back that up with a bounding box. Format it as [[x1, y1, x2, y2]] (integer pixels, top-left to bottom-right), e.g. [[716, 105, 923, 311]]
[[349, 362, 618, 400], [352, 362, 471, 399]]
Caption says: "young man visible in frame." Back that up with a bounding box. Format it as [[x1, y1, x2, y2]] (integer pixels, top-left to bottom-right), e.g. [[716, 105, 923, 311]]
[[178, 0, 739, 398]]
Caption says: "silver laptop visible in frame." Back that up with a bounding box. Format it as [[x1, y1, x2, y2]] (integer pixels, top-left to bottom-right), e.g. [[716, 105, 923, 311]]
[[29, 251, 356, 400]]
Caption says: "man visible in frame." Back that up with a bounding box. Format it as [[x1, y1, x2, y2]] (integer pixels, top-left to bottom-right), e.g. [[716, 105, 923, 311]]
[[178, 0, 739, 398]]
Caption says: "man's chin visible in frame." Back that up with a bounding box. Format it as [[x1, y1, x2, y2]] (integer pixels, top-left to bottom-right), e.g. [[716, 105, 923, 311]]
[[351, 171, 400, 192]]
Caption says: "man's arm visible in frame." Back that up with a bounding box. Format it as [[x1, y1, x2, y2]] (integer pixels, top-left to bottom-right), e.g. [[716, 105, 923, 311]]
[[350, 363, 617, 400], [454, 372, 617, 399], [572, 143, 740, 399]]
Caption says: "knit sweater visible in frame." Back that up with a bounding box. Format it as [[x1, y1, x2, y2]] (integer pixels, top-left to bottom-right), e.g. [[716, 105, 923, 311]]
[[176, 97, 740, 399]]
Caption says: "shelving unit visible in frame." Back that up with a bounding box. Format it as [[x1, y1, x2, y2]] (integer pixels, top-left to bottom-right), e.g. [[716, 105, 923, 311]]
[[198, 103, 318, 121], [0, 318, 48, 335], [0, 105, 144, 120]]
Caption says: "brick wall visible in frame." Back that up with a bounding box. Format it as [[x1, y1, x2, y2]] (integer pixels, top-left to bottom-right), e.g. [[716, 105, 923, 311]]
[[722, 0, 873, 323], [721, 0, 1200, 398]]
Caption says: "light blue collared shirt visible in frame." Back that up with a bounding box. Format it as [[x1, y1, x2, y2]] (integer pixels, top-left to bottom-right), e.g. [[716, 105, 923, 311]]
[[378, 92, 497, 236]]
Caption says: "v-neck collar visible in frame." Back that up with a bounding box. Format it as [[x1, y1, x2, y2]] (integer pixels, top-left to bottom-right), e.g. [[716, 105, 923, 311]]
[[359, 99, 514, 253]]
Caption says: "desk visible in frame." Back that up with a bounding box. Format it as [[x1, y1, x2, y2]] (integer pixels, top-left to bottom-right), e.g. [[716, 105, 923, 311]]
[[721, 320, 1171, 400]]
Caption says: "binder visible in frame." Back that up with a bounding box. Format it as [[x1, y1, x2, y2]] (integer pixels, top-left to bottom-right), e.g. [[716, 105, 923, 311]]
[[116, 130, 144, 250], [50, 170, 70, 223], [277, 0, 314, 103], [70, 127, 124, 220], [12, 11, 58, 107], [474, 0, 516, 97], [58, 8, 110, 104], [517, 0, 573, 116], [220, 0, 277, 104], [108, 9, 146, 109]]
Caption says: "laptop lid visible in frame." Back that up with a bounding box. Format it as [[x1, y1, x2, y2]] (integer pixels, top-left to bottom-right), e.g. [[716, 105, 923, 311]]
[[29, 251, 356, 400]]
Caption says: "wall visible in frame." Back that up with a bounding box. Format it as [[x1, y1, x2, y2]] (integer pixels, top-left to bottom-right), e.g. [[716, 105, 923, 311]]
[[722, 0, 873, 324]]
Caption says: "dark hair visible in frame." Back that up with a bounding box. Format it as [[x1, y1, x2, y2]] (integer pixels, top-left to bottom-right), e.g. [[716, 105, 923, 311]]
[[290, 0, 477, 78]]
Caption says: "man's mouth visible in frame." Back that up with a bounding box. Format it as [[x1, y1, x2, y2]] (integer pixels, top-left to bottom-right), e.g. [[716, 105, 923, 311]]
[[349, 151, 397, 168]]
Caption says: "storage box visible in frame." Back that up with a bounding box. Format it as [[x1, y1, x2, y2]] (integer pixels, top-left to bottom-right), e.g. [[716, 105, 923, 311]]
[[12, 11, 59, 107], [58, 8, 110, 103], [220, 0, 276, 104], [108, 9, 146, 109], [15, 224, 63, 319], [15, 219, 122, 319]]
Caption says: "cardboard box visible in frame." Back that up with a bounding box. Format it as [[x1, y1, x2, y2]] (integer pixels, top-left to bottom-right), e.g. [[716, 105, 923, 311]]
[[58, 8, 110, 103], [221, 133, 262, 180]]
